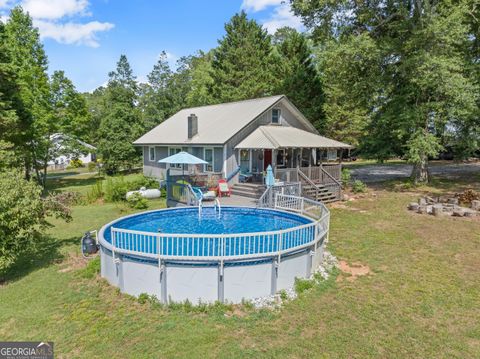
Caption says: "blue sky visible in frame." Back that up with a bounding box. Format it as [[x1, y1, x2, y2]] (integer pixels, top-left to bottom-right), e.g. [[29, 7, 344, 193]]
[[0, 0, 303, 92]]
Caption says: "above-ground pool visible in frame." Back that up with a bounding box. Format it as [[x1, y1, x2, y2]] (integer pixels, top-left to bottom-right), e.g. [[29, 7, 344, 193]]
[[98, 203, 329, 304]]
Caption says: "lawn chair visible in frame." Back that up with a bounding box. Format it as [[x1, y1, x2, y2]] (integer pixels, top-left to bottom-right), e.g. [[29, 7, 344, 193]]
[[239, 170, 253, 183], [217, 179, 231, 197]]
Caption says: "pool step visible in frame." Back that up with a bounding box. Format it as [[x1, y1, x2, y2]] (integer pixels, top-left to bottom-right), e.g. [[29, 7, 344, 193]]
[[231, 183, 266, 199]]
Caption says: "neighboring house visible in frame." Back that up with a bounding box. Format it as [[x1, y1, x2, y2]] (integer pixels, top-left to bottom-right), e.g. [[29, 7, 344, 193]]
[[134, 95, 351, 188], [47, 133, 96, 170]]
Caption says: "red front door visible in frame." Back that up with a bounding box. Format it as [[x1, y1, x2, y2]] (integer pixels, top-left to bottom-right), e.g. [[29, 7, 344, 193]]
[[263, 149, 272, 170]]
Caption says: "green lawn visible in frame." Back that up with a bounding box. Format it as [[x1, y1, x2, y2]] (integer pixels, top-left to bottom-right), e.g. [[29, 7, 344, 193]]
[[0, 174, 479, 358]]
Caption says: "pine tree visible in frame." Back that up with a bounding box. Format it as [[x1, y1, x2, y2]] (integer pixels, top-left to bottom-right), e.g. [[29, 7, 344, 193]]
[[273, 28, 325, 132], [210, 12, 281, 102], [98, 55, 143, 174]]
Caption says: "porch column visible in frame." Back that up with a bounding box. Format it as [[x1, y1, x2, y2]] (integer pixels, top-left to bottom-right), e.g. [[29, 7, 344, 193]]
[[223, 144, 227, 178], [249, 149, 253, 172]]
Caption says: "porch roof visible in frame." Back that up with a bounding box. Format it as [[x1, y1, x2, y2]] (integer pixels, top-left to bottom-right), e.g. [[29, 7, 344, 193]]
[[235, 126, 353, 150]]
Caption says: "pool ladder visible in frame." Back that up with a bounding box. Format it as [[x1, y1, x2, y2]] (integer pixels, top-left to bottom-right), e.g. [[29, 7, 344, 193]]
[[214, 198, 221, 217], [198, 198, 203, 217]]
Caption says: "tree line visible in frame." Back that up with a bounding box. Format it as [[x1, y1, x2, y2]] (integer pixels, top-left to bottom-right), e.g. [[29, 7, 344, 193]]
[[1, 5, 479, 184]]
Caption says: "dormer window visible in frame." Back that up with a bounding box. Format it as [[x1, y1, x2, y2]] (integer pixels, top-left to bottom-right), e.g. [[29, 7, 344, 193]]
[[271, 108, 281, 124]]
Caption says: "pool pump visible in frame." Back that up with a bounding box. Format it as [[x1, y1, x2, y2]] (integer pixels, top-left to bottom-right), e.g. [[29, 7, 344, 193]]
[[81, 231, 99, 258]]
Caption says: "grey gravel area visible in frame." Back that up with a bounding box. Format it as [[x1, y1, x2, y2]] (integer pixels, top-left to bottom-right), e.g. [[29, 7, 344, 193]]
[[346, 162, 480, 183]]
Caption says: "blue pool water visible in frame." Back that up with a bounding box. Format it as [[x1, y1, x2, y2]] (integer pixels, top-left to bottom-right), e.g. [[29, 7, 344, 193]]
[[102, 207, 315, 257]]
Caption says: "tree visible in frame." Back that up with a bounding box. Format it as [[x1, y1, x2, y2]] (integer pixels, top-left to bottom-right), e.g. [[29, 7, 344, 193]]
[[273, 27, 325, 133], [185, 51, 215, 107], [4, 7, 54, 184], [0, 170, 74, 276], [210, 12, 281, 102], [98, 55, 143, 174], [50, 70, 90, 139], [291, 0, 479, 182], [83, 86, 107, 145], [0, 21, 20, 170], [139, 51, 173, 130]]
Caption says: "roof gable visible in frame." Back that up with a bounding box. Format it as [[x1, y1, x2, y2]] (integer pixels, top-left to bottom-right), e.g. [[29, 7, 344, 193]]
[[134, 95, 286, 145]]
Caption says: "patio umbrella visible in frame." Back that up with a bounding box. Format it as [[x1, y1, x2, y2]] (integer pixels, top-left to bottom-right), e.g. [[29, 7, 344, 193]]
[[158, 151, 207, 179], [265, 164, 275, 187]]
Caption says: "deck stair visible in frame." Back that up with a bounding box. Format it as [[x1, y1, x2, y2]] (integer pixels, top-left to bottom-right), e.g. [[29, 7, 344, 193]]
[[231, 183, 266, 199], [301, 183, 337, 203], [297, 170, 340, 203]]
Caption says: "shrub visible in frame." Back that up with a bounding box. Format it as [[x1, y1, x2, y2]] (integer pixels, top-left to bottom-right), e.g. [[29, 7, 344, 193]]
[[126, 192, 148, 209], [0, 171, 72, 275], [138, 293, 150, 304], [127, 176, 158, 191], [341, 168, 351, 188], [104, 177, 128, 202], [352, 180, 367, 193], [86, 180, 104, 203], [78, 257, 100, 279], [279, 289, 288, 301], [67, 158, 84, 169], [294, 277, 315, 294], [87, 161, 97, 172]]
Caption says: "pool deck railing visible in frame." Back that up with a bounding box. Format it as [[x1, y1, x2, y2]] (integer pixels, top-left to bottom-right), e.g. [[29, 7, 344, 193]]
[[106, 194, 329, 263]]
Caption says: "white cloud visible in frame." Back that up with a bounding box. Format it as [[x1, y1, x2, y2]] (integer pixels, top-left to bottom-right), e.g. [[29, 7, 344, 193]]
[[0, 0, 11, 8], [241, 0, 303, 34], [241, 0, 283, 12], [35, 19, 114, 47], [21, 0, 89, 19], [260, 3, 303, 34], [1, 0, 113, 47]]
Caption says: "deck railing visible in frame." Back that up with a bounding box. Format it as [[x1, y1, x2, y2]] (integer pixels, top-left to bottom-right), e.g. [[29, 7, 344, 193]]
[[107, 193, 329, 262], [257, 182, 302, 208]]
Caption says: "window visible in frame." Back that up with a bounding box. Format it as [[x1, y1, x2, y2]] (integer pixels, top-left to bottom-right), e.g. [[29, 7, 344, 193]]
[[204, 148, 214, 172], [276, 149, 286, 167], [271, 108, 281, 124], [148, 146, 155, 162], [240, 149, 250, 172], [327, 149, 338, 161], [168, 147, 182, 168]]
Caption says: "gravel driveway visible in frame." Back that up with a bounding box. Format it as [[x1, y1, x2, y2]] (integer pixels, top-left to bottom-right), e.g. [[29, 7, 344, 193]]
[[346, 162, 480, 183]]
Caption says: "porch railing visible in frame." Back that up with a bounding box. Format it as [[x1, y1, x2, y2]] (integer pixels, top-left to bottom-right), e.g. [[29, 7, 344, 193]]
[[274, 164, 342, 202]]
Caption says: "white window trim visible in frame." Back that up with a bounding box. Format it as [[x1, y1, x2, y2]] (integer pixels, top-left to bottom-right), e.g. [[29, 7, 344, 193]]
[[168, 146, 182, 169], [271, 108, 281, 125], [148, 146, 156, 162], [203, 147, 214, 173]]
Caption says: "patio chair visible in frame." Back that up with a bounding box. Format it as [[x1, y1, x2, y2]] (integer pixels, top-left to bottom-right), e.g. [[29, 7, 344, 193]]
[[217, 179, 231, 197], [239, 170, 253, 183]]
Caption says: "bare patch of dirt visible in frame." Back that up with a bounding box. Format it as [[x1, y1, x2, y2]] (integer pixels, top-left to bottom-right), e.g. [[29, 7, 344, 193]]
[[58, 253, 88, 273], [329, 202, 367, 213], [337, 261, 371, 282]]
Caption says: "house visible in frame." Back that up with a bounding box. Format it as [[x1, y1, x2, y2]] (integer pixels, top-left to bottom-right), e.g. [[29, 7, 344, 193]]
[[134, 95, 351, 201], [47, 133, 96, 170]]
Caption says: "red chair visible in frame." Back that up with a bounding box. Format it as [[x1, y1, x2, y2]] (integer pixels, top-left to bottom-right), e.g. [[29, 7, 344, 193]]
[[217, 179, 231, 197]]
